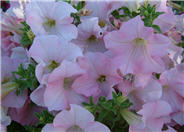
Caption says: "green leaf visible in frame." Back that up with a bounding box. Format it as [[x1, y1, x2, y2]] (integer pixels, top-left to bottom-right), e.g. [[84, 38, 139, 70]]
[[12, 63, 39, 95], [20, 21, 35, 48], [73, 1, 85, 11], [139, 3, 164, 29], [152, 24, 162, 33], [83, 92, 132, 131], [71, 12, 81, 26], [35, 110, 54, 127]]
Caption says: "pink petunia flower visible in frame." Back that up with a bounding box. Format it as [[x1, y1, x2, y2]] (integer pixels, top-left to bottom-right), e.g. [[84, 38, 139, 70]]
[[130, 100, 172, 132], [28, 35, 83, 84], [43, 60, 87, 111], [72, 17, 107, 53], [42, 104, 110, 132], [84, 0, 123, 27], [25, 1, 77, 41], [104, 15, 172, 75], [72, 52, 121, 100], [159, 64, 184, 125], [118, 74, 162, 110]]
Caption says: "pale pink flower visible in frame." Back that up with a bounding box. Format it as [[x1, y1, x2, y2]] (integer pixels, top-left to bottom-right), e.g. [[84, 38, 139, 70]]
[[159, 64, 184, 125], [30, 85, 46, 107], [42, 104, 110, 132], [130, 100, 172, 132], [104, 15, 172, 75], [43, 60, 86, 111], [84, 0, 123, 25], [72, 52, 121, 100], [29, 35, 83, 84], [25, 1, 77, 41], [118, 74, 162, 110], [72, 17, 107, 53]]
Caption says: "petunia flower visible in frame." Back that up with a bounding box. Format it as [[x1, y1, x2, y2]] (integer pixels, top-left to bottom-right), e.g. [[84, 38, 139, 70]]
[[25, 1, 77, 41], [118, 74, 162, 110], [43, 60, 87, 111], [104, 15, 172, 75], [42, 104, 110, 132], [72, 52, 121, 100], [83, 0, 123, 29], [72, 17, 107, 53], [28, 35, 83, 84], [129, 100, 172, 132], [159, 64, 184, 125]]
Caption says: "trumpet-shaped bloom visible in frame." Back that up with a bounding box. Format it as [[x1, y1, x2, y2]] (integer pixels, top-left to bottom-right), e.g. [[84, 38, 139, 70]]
[[84, 0, 123, 26], [25, 1, 77, 41], [159, 64, 184, 125], [42, 104, 110, 132], [29, 35, 82, 84], [104, 15, 172, 74], [72, 52, 121, 99], [118, 75, 162, 110], [43, 60, 86, 111], [130, 100, 172, 132], [72, 17, 107, 53]]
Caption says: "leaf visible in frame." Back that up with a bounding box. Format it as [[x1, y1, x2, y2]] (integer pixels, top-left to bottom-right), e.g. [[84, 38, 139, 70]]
[[12, 63, 39, 95], [152, 24, 162, 33], [35, 110, 54, 127], [19, 21, 35, 48], [83, 92, 133, 131]]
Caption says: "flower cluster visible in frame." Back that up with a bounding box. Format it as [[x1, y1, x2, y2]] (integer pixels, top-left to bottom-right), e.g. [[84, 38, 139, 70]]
[[1, 0, 184, 132]]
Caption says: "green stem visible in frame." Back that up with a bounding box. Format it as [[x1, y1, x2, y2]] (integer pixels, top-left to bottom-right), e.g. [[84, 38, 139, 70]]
[[1, 82, 18, 101]]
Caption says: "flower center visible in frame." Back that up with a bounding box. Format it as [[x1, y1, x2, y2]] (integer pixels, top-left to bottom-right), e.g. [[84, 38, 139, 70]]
[[98, 20, 106, 28], [97, 75, 106, 83], [133, 38, 147, 46], [66, 125, 84, 132], [88, 35, 97, 42], [47, 60, 60, 72], [43, 18, 56, 31], [63, 78, 73, 89]]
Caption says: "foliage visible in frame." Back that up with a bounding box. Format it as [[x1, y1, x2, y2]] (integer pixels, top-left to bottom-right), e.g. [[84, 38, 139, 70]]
[[20, 21, 35, 48], [83, 92, 132, 132], [139, 3, 163, 33], [73, 1, 85, 11], [70, 1, 85, 26], [111, 6, 139, 20], [25, 110, 54, 132], [7, 121, 27, 132], [34, 110, 54, 127], [12, 63, 39, 95], [71, 12, 81, 26]]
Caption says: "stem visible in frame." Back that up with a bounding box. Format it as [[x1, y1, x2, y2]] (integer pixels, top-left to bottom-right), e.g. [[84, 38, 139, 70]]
[[1, 82, 18, 101], [167, 0, 183, 11], [120, 109, 142, 126]]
